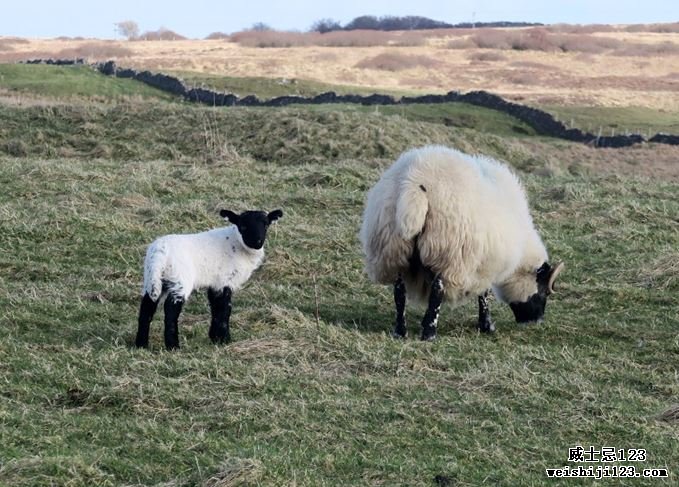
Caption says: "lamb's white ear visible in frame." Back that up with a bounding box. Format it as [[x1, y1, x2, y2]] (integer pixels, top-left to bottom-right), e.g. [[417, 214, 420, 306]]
[[220, 209, 239, 224], [267, 209, 283, 223]]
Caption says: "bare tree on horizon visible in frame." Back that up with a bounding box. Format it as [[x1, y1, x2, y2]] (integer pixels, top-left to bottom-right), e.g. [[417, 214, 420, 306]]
[[115, 20, 139, 40]]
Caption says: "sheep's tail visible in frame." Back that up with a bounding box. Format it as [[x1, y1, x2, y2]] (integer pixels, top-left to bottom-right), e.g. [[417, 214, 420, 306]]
[[396, 180, 429, 240], [142, 241, 168, 301]]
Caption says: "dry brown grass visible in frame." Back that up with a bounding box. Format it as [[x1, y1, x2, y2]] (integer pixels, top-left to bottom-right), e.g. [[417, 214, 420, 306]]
[[658, 404, 679, 422], [4, 29, 679, 109], [468, 51, 507, 62], [355, 52, 440, 71], [229, 29, 427, 48], [637, 251, 679, 290]]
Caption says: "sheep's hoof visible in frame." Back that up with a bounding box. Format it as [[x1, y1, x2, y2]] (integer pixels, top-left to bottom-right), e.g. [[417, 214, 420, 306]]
[[421, 328, 437, 341], [478, 320, 496, 334], [392, 325, 407, 339]]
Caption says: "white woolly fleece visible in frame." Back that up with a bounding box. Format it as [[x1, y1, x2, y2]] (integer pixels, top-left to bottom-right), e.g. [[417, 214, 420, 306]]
[[360, 145, 548, 305], [142, 225, 264, 301]]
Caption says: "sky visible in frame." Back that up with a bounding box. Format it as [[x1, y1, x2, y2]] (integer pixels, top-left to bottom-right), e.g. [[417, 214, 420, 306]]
[[1, 0, 677, 39]]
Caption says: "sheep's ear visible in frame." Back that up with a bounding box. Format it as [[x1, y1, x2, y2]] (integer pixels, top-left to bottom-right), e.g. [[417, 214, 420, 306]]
[[267, 209, 283, 223], [220, 209, 239, 224]]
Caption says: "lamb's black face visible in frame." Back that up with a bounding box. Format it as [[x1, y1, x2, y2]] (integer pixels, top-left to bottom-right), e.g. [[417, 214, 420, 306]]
[[220, 209, 283, 250], [509, 262, 564, 324]]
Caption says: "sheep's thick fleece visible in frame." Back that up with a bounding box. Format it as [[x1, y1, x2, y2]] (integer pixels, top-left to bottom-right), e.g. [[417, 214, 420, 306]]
[[360, 145, 548, 305], [142, 225, 264, 301]]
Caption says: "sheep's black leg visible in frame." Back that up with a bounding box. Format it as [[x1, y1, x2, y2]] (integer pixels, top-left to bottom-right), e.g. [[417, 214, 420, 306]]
[[392, 276, 407, 338], [478, 290, 496, 334], [421, 274, 444, 341], [135, 293, 158, 348], [207, 287, 232, 344], [163, 294, 184, 350]]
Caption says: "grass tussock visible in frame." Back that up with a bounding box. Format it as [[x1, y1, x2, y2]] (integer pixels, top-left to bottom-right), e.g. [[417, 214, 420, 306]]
[[636, 250, 679, 290], [658, 404, 679, 422], [467, 50, 507, 62]]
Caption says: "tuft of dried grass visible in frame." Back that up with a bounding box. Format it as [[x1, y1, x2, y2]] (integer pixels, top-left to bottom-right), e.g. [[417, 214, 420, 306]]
[[637, 251, 679, 290], [658, 404, 679, 422], [203, 458, 263, 487]]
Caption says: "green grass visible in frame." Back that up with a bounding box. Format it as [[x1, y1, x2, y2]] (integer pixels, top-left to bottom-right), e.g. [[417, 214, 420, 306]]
[[540, 105, 679, 136], [0, 95, 678, 485], [0, 64, 174, 100], [0, 101, 541, 164]]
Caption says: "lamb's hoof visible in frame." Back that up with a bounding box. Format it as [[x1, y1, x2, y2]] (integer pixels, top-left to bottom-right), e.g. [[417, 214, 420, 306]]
[[392, 325, 407, 339], [211, 336, 231, 345], [421, 328, 437, 341], [478, 321, 496, 334]]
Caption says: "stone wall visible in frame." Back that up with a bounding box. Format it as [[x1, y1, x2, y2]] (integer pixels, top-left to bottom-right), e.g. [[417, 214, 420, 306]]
[[18, 59, 679, 148]]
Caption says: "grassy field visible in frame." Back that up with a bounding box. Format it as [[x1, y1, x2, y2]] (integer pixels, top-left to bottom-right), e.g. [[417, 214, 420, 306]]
[[539, 105, 679, 137], [0, 64, 172, 100], [4, 30, 679, 109], [0, 66, 678, 486]]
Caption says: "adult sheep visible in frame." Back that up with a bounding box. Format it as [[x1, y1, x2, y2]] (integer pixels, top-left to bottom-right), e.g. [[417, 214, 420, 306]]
[[360, 145, 563, 340], [135, 208, 283, 350]]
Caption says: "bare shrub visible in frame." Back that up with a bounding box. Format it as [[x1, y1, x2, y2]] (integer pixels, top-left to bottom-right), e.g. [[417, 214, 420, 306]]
[[446, 38, 476, 49], [391, 32, 427, 47], [136, 28, 187, 41], [468, 28, 624, 54], [55, 42, 134, 59], [319, 30, 396, 47], [468, 51, 507, 62], [470, 29, 518, 49], [613, 41, 679, 57], [355, 52, 440, 71], [229, 29, 430, 48], [625, 22, 679, 33], [205, 32, 230, 40], [557, 34, 621, 53], [229, 30, 312, 48], [547, 24, 617, 34]]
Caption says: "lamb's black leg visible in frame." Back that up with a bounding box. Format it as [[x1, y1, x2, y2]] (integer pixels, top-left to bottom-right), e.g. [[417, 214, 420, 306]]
[[478, 290, 496, 334], [392, 276, 407, 338], [136, 293, 159, 348], [207, 287, 232, 344], [421, 274, 444, 341], [163, 294, 184, 350]]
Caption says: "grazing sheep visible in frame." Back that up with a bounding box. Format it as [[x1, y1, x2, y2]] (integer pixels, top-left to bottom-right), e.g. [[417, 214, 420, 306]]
[[135, 208, 283, 349], [359, 145, 563, 340]]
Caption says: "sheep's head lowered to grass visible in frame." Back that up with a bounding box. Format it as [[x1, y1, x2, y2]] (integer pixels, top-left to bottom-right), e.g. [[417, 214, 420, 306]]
[[220, 209, 283, 250], [504, 261, 565, 323]]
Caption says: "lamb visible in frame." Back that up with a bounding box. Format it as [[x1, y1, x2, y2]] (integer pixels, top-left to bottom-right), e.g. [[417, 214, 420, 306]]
[[359, 145, 563, 340], [135, 208, 283, 349]]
